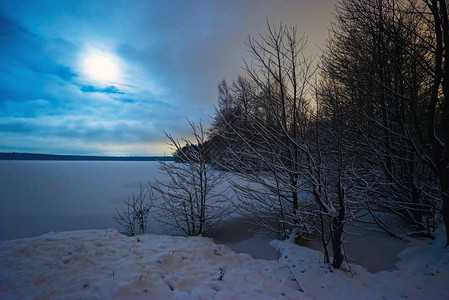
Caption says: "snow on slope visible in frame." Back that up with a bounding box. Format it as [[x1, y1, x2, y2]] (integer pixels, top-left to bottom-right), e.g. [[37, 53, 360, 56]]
[[272, 228, 449, 300], [0, 228, 448, 299], [0, 229, 303, 299]]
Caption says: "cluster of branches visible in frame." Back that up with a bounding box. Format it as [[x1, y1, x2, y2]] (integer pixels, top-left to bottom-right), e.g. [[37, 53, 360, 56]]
[[115, 120, 229, 238], [209, 22, 362, 268], [152, 120, 229, 236], [207, 0, 449, 267], [321, 0, 448, 240], [114, 183, 153, 236]]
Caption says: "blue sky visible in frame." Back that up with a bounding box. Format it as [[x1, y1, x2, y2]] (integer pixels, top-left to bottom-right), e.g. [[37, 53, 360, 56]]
[[0, 0, 336, 156]]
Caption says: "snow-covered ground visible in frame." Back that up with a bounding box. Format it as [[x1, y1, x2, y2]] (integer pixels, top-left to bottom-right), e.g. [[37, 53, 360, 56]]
[[1, 228, 448, 299]]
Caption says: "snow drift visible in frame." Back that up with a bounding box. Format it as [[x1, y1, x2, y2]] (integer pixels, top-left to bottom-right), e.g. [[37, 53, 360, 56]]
[[0, 228, 448, 299]]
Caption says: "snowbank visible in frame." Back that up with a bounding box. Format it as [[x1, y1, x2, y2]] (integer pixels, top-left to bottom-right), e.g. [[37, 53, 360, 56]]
[[1, 228, 448, 299], [271, 228, 449, 300], [0, 229, 302, 299]]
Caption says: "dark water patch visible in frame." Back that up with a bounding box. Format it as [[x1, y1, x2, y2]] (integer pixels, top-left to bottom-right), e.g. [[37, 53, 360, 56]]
[[207, 217, 407, 271], [299, 223, 407, 273], [205, 217, 259, 244], [205, 217, 278, 260], [226, 233, 278, 260]]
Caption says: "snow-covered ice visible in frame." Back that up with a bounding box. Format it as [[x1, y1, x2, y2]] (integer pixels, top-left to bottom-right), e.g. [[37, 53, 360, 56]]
[[1, 227, 448, 299]]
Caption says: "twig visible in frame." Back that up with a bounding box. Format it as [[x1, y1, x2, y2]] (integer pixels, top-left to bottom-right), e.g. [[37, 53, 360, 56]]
[[286, 265, 304, 293]]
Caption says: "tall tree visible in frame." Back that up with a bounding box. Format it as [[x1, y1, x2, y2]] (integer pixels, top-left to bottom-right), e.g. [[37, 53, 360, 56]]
[[210, 23, 361, 268], [322, 0, 447, 242]]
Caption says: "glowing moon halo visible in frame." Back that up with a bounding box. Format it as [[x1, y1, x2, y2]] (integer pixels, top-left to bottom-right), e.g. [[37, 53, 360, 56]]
[[82, 52, 119, 82]]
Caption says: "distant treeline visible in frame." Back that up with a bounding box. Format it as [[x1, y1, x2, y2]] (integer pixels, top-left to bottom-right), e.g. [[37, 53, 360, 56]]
[[0, 153, 174, 161]]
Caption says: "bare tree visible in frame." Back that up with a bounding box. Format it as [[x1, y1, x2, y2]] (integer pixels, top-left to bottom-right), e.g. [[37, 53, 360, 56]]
[[212, 22, 314, 237], [417, 0, 449, 245], [321, 0, 443, 239], [114, 183, 153, 236], [210, 22, 361, 268], [152, 120, 229, 236], [310, 79, 369, 267]]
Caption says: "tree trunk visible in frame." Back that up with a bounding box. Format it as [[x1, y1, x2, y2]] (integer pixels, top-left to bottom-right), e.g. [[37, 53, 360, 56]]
[[320, 211, 330, 263], [440, 169, 449, 246], [331, 218, 344, 269], [331, 179, 346, 268]]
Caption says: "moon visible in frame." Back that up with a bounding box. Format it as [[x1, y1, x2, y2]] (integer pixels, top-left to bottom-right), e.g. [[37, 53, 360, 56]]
[[82, 51, 120, 83]]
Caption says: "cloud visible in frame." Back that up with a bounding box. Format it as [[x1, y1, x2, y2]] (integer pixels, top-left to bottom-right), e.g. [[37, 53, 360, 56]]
[[0, 0, 338, 155], [80, 85, 124, 94], [0, 114, 164, 147]]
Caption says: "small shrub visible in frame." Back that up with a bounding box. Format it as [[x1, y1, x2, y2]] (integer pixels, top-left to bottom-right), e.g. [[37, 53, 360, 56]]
[[114, 183, 153, 236]]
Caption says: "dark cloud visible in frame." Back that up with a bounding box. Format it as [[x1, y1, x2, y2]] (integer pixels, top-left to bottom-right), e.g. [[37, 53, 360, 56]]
[[80, 85, 124, 94]]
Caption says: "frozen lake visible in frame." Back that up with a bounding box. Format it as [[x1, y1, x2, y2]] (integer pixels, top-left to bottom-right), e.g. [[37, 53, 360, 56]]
[[0, 161, 165, 240]]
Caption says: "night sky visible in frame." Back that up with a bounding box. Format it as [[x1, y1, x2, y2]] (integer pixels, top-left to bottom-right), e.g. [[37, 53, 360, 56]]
[[0, 0, 336, 156]]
